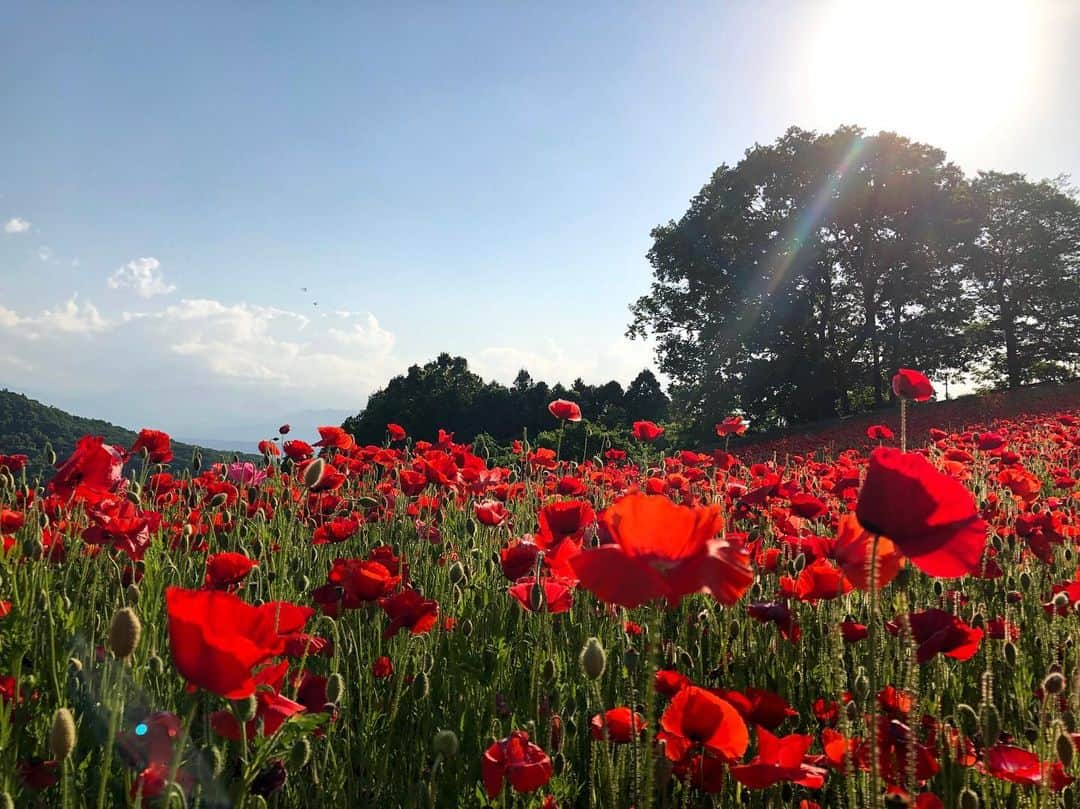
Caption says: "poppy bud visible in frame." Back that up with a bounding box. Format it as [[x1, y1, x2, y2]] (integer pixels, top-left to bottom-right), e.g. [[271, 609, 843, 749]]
[[109, 607, 142, 660], [192, 450, 202, 472], [461, 619, 474, 637], [1066, 711, 1077, 733], [50, 708, 77, 760], [412, 671, 430, 700], [45, 442, 57, 465], [1020, 571, 1033, 590], [542, 658, 556, 681], [1024, 725, 1038, 744], [580, 637, 606, 681], [853, 673, 870, 702], [1003, 642, 1017, 668], [68, 657, 83, 673], [326, 673, 345, 705], [624, 647, 640, 672], [845, 700, 858, 722], [148, 654, 164, 677], [1045, 672, 1067, 695], [125, 584, 140, 605], [1058, 732, 1075, 767], [956, 704, 977, 734], [981, 704, 1001, 744], [1068, 548, 1076, 564], [932, 580, 944, 597], [288, 737, 312, 771], [959, 789, 979, 809], [22, 537, 43, 560], [233, 695, 258, 722], [448, 561, 466, 585], [0, 791, 13, 809], [1054, 592, 1072, 608], [303, 458, 326, 489], [209, 492, 229, 509], [792, 553, 806, 573], [433, 729, 459, 759]]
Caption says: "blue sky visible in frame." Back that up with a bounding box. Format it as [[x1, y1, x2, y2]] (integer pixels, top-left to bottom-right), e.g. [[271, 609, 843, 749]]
[[2, 1, 1078, 443]]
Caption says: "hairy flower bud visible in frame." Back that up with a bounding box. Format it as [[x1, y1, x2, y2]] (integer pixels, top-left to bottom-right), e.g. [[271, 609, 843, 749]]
[[109, 607, 142, 660], [580, 637, 606, 681], [50, 708, 77, 760], [303, 458, 326, 489], [433, 729, 460, 759]]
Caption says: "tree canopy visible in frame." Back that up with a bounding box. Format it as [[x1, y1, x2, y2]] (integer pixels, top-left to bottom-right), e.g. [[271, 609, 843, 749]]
[[629, 126, 1080, 436]]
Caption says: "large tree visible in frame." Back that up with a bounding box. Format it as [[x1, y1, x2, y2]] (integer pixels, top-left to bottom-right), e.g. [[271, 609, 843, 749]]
[[967, 172, 1080, 388], [629, 126, 974, 432]]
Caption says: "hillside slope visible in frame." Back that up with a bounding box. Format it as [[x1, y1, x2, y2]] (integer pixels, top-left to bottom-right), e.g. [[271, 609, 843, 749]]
[[0, 389, 247, 480]]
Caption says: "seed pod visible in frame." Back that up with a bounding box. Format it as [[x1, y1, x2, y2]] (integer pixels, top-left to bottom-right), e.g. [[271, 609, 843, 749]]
[[50, 708, 77, 760], [959, 788, 980, 809], [109, 607, 142, 660], [148, 654, 165, 676], [326, 673, 345, 704], [433, 729, 460, 759], [580, 637, 606, 681]]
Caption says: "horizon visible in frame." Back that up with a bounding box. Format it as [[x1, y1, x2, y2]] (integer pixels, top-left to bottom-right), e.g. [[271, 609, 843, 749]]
[[3, 1, 1078, 441]]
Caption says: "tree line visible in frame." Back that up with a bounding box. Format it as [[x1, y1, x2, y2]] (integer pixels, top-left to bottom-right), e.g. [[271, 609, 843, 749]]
[[341, 353, 669, 449], [629, 125, 1080, 437]]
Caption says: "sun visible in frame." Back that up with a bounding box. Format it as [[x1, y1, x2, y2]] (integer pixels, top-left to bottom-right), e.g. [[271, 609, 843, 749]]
[[805, 0, 1039, 146]]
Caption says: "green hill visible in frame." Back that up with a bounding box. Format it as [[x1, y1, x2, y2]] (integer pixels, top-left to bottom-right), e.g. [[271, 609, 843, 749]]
[[0, 388, 249, 481]]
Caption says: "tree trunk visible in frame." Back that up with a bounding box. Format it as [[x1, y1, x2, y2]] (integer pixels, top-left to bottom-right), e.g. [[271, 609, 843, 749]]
[[1002, 306, 1022, 388]]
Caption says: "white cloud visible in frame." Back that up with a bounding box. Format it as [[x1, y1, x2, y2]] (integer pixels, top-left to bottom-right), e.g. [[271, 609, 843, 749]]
[[37, 246, 53, 261], [328, 313, 395, 352], [3, 217, 30, 234], [0, 297, 111, 339], [107, 257, 176, 298]]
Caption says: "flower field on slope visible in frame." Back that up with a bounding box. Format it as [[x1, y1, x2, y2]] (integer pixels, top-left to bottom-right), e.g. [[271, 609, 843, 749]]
[[0, 378, 1078, 807]]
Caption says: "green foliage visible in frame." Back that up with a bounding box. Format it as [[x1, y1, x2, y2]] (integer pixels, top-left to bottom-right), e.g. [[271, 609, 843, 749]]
[[342, 354, 668, 445], [629, 125, 1080, 433], [0, 388, 247, 480]]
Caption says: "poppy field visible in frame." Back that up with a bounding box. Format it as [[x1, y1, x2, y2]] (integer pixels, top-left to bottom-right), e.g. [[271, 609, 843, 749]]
[[0, 374, 1079, 808]]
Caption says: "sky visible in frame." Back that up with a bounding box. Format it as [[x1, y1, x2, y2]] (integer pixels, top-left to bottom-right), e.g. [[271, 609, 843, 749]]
[[2, 1, 1078, 444]]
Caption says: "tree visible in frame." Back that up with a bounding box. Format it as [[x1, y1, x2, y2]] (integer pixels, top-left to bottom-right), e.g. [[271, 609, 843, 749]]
[[967, 172, 1080, 388], [623, 369, 669, 423], [629, 125, 974, 433]]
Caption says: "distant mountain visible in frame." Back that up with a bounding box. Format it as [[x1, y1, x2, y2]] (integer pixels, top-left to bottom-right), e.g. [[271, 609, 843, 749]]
[[0, 388, 252, 481]]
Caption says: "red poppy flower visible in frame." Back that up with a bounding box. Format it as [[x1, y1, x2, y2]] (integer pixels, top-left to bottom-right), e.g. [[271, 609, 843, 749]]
[[747, 602, 801, 643], [131, 429, 174, 464], [312, 516, 361, 545], [257, 439, 281, 457], [632, 420, 665, 442], [714, 687, 799, 730], [210, 661, 304, 741], [867, 424, 894, 441], [481, 730, 553, 798], [891, 369, 934, 401], [387, 423, 407, 442], [658, 685, 749, 763], [986, 744, 1073, 790], [840, 620, 868, 642], [793, 558, 853, 601], [314, 426, 354, 451], [327, 558, 401, 606], [891, 609, 983, 663], [570, 494, 753, 608], [856, 448, 987, 577], [536, 499, 595, 548], [789, 493, 828, 519], [51, 435, 125, 501], [372, 656, 393, 679], [0, 508, 24, 533], [729, 726, 827, 789], [590, 707, 647, 743], [655, 669, 691, 697], [508, 576, 574, 614], [715, 415, 749, 437], [832, 513, 903, 591], [205, 552, 258, 590], [475, 499, 510, 527], [378, 588, 439, 638], [283, 440, 314, 461], [547, 399, 582, 422], [165, 587, 286, 699]]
